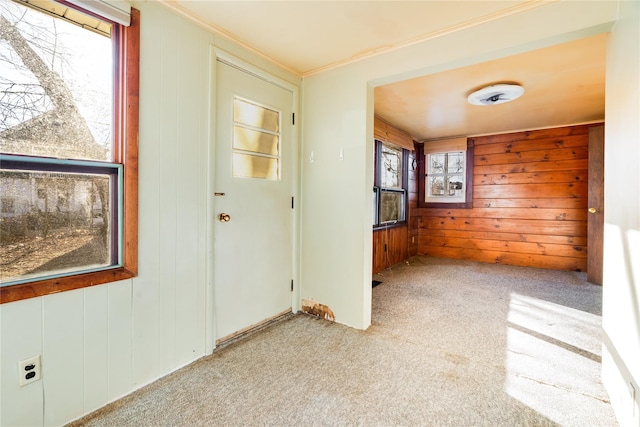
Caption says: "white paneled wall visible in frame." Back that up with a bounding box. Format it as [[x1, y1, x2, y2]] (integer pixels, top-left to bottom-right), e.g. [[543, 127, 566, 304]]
[[1, 297, 44, 426], [1, 281, 134, 426], [3, 3, 209, 425], [1, 1, 299, 424]]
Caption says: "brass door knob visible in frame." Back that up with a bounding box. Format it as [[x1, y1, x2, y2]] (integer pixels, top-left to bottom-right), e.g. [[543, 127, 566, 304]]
[[218, 213, 231, 222], [588, 207, 597, 214]]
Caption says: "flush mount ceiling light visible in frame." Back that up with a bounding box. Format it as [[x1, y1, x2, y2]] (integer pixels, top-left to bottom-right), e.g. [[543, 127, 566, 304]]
[[467, 83, 524, 106]]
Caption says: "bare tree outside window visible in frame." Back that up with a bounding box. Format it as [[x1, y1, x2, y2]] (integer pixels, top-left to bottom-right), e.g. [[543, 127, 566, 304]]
[[381, 143, 402, 189], [0, 0, 115, 284]]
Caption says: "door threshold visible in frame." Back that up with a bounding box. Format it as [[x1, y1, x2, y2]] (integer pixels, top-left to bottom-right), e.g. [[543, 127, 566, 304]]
[[215, 309, 293, 349]]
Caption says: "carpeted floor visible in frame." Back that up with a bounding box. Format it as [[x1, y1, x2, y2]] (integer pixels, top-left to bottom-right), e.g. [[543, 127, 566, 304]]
[[69, 256, 617, 426]]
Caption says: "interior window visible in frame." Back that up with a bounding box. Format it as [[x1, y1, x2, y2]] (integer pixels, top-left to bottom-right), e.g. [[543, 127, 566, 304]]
[[0, 0, 139, 303]]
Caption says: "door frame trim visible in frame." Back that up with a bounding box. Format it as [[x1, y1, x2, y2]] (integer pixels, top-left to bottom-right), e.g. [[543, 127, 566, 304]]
[[205, 47, 300, 355]]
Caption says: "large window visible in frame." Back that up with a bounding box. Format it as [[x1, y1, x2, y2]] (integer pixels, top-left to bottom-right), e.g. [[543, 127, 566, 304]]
[[373, 140, 408, 227], [418, 137, 473, 208], [0, 0, 139, 303]]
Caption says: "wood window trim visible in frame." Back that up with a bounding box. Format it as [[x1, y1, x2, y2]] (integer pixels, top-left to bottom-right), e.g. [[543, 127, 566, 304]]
[[418, 139, 474, 209], [0, 8, 140, 304]]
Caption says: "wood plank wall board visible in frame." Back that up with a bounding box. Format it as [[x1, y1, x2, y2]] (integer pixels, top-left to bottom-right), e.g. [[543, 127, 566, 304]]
[[417, 207, 587, 221], [475, 170, 587, 186], [417, 228, 587, 246], [374, 115, 414, 151], [414, 124, 598, 272], [471, 125, 590, 145], [473, 134, 589, 155], [417, 246, 587, 271], [474, 159, 588, 175], [471, 197, 588, 209]]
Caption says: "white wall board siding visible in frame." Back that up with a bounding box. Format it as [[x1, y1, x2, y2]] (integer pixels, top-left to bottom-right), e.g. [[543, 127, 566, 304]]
[[106, 280, 133, 401], [0, 298, 43, 427], [42, 289, 85, 426], [157, 4, 180, 375], [174, 12, 208, 365], [83, 285, 109, 414], [132, 0, 163, 388]]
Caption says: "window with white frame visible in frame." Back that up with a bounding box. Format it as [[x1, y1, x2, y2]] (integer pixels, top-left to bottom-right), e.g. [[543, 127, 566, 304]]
[[0, 0, 139, 303], [419, 137, 473, 207]]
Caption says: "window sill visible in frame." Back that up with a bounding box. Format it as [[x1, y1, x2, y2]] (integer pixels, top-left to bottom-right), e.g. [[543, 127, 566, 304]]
[[0, 267, 136, 304], [419, 201, 472, 209], [373, 221, 408, 230]]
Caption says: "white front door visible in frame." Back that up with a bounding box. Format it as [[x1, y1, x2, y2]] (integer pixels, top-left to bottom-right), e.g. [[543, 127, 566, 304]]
[[213, 61, 294, 343]]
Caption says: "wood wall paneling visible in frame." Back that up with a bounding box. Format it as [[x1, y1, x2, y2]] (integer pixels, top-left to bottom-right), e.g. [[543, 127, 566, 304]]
[[373, 226, 409, 274], [374, 116, 414, 151], [414, 124, 597, 272]]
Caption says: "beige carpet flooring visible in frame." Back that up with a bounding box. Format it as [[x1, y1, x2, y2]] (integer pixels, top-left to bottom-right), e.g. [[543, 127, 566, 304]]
[[70, 256, 617, 426]]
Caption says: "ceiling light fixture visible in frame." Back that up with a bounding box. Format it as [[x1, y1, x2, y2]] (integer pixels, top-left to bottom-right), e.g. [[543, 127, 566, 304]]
[[467, 83, 524, 106]]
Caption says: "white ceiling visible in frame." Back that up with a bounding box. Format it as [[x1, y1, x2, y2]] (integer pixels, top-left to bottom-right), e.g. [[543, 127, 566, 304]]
[[375, 33, 607, 141], [163, 0, 607, 141]]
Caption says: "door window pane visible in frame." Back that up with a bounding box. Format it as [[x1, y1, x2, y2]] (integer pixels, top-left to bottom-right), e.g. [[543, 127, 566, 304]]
[[234, 98, 279, 133], [232, 153, 278, 180], [232, 97, 280, 180], [233, 127, 279, 156]]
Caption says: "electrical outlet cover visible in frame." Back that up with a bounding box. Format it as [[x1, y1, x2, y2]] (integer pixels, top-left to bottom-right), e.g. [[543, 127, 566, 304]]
[[18, 355, 41, 386]]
